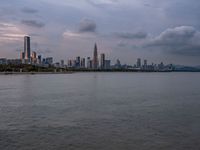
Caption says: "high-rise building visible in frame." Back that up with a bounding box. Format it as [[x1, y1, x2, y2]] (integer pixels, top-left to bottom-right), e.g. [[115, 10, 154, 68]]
[[60, 60, 64, 67], [144, 59, 147, 66], [105, 60, 111, 69], [31, 51, 37, 59], [46, 57, 53, 65], [81, 58, 86, 68], [87, 57, 91, 68], [115, 59, 121, 69], [76, 56, 80, 68], [31, 51, 37, 64], [24, 36, 31, 61], [38, 55, 42, 64], [143, 59, 147, 70], [20, 51, 25, 60], [100, 53, 105, 69], [93, 43, 98, 69], [137, 58, 141, 68]]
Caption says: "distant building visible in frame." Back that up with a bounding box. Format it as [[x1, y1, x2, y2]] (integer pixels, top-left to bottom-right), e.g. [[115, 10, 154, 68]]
[[60, 60, 64, 67], [87, 57, 91, 69], [81, 58, 86, 68], [45, 57, 53, 65], [158, 62, 164, 70], [115, 59, 121, 69], [68, 60, 73, 68], [7, 59, 21, 65], [31, 51, 37, 64], [72, 60, 76, 67], [143, 59, 147, 70], [93, 43, 98, 69], [76, 56, 80, 68], [20, 52, 25, 60], [0, 58, 7, 65], [31, 51, 37, 59], [38, 55, 42, 64], [24, 36, 31, 61], [100, 53, 105, 69], [137, 58, 141, 68], [105, 60, 111, 69]]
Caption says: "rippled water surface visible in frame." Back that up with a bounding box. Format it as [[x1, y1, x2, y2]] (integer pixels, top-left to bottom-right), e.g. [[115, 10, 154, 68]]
[[0, 72, 200, 150]]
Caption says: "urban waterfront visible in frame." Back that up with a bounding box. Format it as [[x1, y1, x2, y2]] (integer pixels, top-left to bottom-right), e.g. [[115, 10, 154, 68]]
[[0, 72, 200, 150]]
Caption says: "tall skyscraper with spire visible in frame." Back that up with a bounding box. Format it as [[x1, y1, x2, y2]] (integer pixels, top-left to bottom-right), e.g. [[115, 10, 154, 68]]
[[93, 43, 98, 69], [24, 36, 31, 61]]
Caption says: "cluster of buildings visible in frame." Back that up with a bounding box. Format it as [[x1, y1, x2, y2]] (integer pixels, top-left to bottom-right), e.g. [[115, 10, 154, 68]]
[[0, 36, 54, 67], [0, 36, 173, 71], [67, 43, 111, 70]]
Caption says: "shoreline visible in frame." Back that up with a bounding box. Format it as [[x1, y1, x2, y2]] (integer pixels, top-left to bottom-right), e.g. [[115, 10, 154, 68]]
[[0, 72, 74, 75], [0, 71, 199, 75]]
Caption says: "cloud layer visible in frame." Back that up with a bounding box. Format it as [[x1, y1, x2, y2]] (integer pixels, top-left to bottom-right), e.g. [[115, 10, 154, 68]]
[[21, 20, 45, 28], [78, 19, 97, 33], [147, 26, 200, 56], [0, 0, 200, 65]]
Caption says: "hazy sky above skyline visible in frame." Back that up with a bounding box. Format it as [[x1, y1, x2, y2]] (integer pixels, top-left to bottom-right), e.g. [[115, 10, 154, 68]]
[[0, 0, 200, 65]]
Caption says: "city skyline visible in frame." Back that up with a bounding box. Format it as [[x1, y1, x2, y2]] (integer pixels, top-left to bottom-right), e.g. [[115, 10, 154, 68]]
[[0, 0, 200, 65]]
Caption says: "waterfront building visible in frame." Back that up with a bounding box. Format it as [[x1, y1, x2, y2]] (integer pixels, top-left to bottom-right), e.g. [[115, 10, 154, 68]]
[[20, 52, 25, 60], [93, 43, 98, 69], [105, 60, 111, 69], [31, 51, 37, 64], [38, 55, 42, 64], [81, 58, 86, 68], [100, 53, 105, 69], [137, 58, 141, 68], [60, 60, 64, 67], [0, 58, 7, 65], [45, 57, 53, 65], [115, 59, 121, 69], [87, 57, 91, 69], [67, 60, 73, 68], [76, 56, 81, 68], [31, 51, 37, 59], [7, 59, 21, 65], [143, 59, 147, 70], [24, 36, 31, 61]]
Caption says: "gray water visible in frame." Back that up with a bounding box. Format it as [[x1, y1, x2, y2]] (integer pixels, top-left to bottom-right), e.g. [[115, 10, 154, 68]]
[[0, 72, 200, 150]]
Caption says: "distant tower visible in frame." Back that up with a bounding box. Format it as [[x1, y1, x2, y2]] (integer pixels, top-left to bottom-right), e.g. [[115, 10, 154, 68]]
[[24, 36, 31, 61], [137, 58, 141, 68], [93, 43, 98, 69], [100, 53, 105, 69]]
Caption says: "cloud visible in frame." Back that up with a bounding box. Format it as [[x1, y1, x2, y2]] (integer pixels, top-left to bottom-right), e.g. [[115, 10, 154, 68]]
[[87, 0, 118, 7], [0, 23, 25, 43], [147, 26, 200, 56], [114, 31, 147, 39], [21, 7, 38, 14], [63, 30, 96, 39], [21, 20, 45, 28], [78, 19, 96, 33]]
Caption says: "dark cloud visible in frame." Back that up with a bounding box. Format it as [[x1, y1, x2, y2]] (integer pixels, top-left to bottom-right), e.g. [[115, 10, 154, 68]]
[[21, 20, 45, 28], [78, 19, 96, 33], [37, 48, 52, 54], [87, 0, 118, 7], [114, 31, 147, 39], [147, 26, 200, 56], [21, 7, 38, 14]]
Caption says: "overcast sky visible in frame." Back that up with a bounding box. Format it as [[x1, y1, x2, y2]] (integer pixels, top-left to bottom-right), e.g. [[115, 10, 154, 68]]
[[0, 0, 200, 65]]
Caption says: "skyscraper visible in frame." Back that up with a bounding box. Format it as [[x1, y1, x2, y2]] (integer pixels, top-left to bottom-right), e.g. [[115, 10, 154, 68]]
[[137, 58, 141, 68], [100, 53, 105, 69], [93, 43, 98, 69], [20, 51, 25, 60], [81, 58, 86, 68], [76, 56, 80, 68], [24, 36, 31, 61]]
